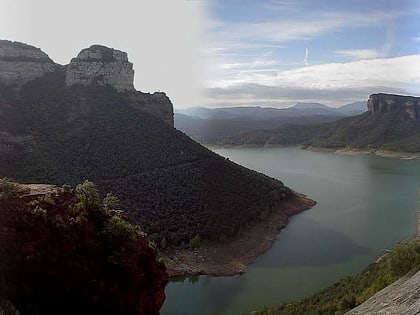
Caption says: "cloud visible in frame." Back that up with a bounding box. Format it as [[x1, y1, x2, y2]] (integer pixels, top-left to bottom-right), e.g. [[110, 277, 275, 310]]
[[207, 10, 400, 52], [304, 48, 309, 66], [334, 49, 381, 60], [204, 55, 420, 107]]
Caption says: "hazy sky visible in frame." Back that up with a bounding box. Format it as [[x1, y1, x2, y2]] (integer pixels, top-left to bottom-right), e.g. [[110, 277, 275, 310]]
[[0, 0, 206, 108], [1, 0, 420, 108]]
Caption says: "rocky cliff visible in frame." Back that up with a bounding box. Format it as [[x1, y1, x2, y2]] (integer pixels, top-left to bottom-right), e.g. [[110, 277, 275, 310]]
[[367, 93, 420, 120], [0, 40, 173, 125], [0, 179, 168, 315], [0, 40, 57, 87], [65, 45, 134, 92]]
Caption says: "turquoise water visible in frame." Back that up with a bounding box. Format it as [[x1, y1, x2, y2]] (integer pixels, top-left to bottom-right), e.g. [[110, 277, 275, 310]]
[[162, 147, 420, 315]]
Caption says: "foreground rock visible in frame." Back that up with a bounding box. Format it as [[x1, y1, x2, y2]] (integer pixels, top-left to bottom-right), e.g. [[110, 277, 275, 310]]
[[0, 179, 167, 315], [346, 270, 420, 315]]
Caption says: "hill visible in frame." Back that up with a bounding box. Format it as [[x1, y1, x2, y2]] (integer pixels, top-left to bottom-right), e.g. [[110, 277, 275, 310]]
[[219, 94, 420, 153], [0, 40, 314, 258], [174, 113, 344, 143], [175, 102, 366, 143]]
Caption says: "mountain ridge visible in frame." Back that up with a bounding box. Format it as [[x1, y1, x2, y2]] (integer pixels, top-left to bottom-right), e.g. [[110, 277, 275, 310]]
[[217, 93, 420, 153], [0, 40, 314, 256]]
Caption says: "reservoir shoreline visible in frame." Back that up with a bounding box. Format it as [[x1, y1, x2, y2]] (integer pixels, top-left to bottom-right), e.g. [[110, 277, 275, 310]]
[[163, 192, 315, 277], [208, 144, 419, 160]]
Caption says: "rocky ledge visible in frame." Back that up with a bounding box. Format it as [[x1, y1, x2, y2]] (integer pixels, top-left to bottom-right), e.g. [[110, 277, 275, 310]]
[[0, 179, 168, 315]]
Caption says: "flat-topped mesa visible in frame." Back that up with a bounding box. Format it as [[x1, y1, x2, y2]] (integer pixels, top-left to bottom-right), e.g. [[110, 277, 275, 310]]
[[367, 93, 420, 120], [0, 40, 56, 87], [65, 45, 135, 92]]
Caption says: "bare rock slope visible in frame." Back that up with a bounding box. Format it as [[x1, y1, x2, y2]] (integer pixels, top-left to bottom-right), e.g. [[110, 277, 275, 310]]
[[346, 270, 420, 315]]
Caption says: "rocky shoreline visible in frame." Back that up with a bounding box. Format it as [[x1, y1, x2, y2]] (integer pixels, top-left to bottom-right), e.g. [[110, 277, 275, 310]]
[[162, 192, 316, 277], [208, 144, 419, 160], [306, 146, 419, 160]]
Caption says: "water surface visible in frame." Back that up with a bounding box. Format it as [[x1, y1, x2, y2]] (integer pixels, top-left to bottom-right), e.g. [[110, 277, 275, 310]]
[[162, 147, 420, 315]]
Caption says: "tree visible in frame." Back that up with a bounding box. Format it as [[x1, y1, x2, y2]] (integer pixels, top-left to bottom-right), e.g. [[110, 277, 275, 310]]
[[189, 234, 201, 249], [75, 180, 99, 208]]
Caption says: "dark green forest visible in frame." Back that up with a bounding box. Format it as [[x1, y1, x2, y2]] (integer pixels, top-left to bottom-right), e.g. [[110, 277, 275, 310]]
[[0, 71, 292, 247], [219, 107, 420, 152]]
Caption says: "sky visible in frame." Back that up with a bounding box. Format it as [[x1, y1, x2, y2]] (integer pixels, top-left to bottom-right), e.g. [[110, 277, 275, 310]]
[[203, 0, 420, 108], [1, 0, 420, 108], [0, 0, 206, 108]]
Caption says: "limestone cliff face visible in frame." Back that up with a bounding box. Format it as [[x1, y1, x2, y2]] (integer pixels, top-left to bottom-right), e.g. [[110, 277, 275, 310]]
[[0, 40, 57, 87], [367, 93, 420, 120], [65, 45, 135, 92], [0, 40, 173, 125]]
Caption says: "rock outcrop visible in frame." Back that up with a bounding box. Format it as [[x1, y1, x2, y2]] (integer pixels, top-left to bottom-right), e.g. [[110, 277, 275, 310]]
[[367, 93, 420, 120], [65, 45, 135, 92], [0, 40, 173, 125], [0, 40, 56, 87], [0, 179, 168, 315], [345, 270, 420, 315]]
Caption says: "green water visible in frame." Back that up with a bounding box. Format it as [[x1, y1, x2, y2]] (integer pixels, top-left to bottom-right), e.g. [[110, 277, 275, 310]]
[[162, 147, 420, 315]]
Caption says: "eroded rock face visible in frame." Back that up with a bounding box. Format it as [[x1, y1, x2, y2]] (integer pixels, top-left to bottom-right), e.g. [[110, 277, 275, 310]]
[[0, 40, 56, 87], [367, 93, 420, 120], [346, 270, 420, 315], [65, 45, 135, 91]]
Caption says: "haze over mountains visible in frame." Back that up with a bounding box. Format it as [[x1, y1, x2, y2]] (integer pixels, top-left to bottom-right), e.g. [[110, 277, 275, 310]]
[[219, 93, 420, 152], [175, 101, 366, 143]]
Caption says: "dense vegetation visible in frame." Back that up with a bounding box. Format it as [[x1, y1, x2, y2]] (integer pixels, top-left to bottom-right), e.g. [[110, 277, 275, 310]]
[[175, 113, 343, 143], [0, 71, 292, 247], [0, 179, 167, 315], [219, 103, 420, 152], [251, 240, 420, 315]]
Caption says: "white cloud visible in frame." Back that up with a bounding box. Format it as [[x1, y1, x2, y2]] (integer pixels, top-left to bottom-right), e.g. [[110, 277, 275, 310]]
[[334, 49, 381, 60], [207, 11, 399, 52], [205, 55, 420, 107]]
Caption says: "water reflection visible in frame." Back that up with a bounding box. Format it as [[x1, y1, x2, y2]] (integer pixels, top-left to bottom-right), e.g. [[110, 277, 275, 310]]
[[258, 217, 371, 268]]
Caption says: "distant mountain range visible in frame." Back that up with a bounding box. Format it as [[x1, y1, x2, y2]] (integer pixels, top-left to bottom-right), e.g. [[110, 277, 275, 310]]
[[218, 94, 420, 153], [176, 101, 366, 120], [174, 101, 366, 143]]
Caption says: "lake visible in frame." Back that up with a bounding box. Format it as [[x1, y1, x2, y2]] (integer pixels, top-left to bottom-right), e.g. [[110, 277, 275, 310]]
[[161, 147, 420, 315]]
